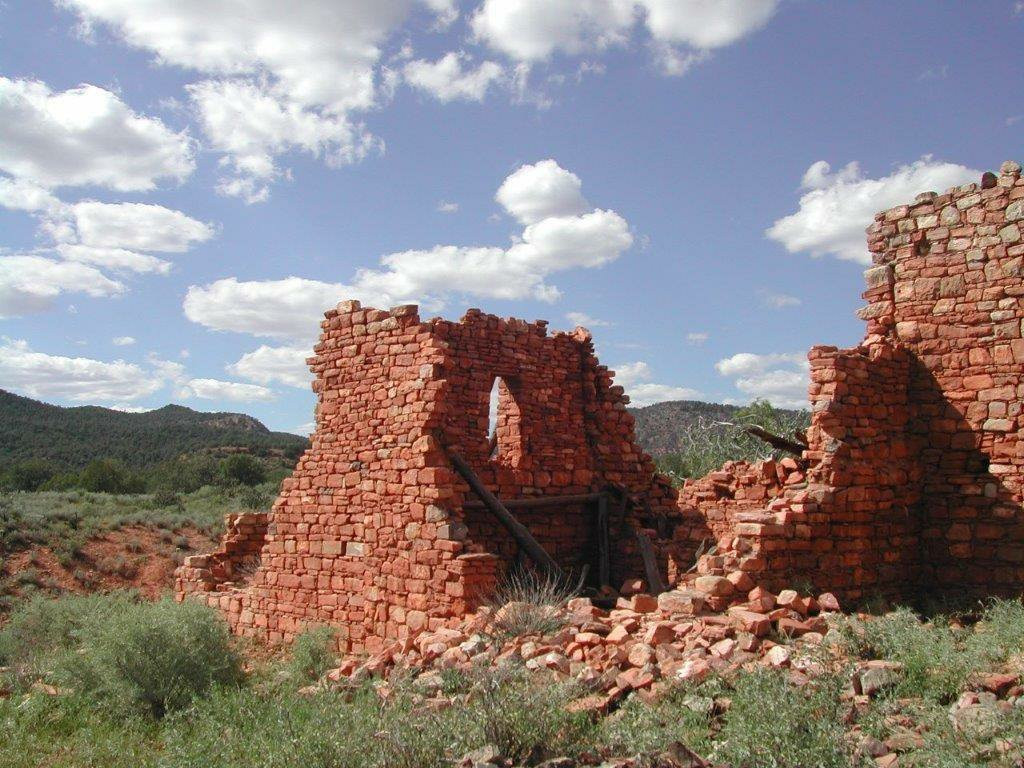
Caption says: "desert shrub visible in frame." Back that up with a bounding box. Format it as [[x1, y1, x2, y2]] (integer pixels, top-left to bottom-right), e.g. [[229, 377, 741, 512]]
[[287, 625, 338, 683], [0, 497, 28, 550], [841, 608, 989, 703], [0, 591, 138, 674], [486, 567, 577, 638], [162, 682, 465, 768], [56, 597, 243, 718], [466, 666, 594, 763], [600, 681, 715, 755], [713, 668, 848, 768], [219, 454, 266, 487], [0, 691, 158, 768], [966, 597, 1024, 663], [16, 568, 41, 587], [239, 485, 271, 510], [152, 487, 182, 508]]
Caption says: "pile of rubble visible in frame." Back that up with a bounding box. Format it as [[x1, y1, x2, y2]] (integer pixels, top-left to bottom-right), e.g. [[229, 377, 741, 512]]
[[322, 571, 843, 706]]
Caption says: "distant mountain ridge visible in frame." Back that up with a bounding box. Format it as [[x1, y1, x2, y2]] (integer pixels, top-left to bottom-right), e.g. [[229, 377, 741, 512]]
[[0, 389, 309, 470], [1, 389, 796, 470], [628, 399, 804, 457]]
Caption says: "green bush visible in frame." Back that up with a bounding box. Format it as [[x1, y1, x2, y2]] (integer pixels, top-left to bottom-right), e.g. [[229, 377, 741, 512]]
[[1, 459, 56, 492], [840, 608, 985, 703], [219, 454, 267, 487], [56, 598, 243, 718], [0, 591, 139, 675], [713, 668, 849, 768], [37, 471, 82, 491], [161, 684, 454, 768], [239, 485, 271, 511], [466, 666, 594, 764], [152, 488, 182, 510], [599, 682, 715, 755], [967, 597, 1024, 663], [287, 625, 338, 683], [149, 453, 220, 494], [80, 459, 145, 494]]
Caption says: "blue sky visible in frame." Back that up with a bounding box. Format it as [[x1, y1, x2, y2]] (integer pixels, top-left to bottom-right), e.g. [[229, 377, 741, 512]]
[[1, 0, 1021, 434]]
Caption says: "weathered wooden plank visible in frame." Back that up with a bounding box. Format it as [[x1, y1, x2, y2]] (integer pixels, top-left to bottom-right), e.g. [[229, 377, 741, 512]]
[[634, 528, 668, 595], [596, 493, 610, 588], [461, 492, 603, 510], [447, 450, 563, 577]]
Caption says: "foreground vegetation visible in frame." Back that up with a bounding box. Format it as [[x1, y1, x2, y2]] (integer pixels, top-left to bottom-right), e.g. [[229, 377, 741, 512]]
[[2, 592, 1023, 767]]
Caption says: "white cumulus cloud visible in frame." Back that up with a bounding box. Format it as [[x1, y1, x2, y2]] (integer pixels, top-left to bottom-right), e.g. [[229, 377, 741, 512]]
[[60, 1, 453, 200], [112, 336, 136, 346], [471, 0, 636, 62], [228, 344, 311, 388], [766, 157, 981, 264], [186, 79, 380, 204], [715, 351, 809, 409], [69, 201, 215, 253], [0, 77, 194, 191], [0, 338, 161, 402], [566, 311, 610, 327], [612, 360, 700, 407], [404, 52, 505, 102], [495, 158, 589, 224], [0, 255, 124, 318], [181, 378, 276, 403], [184, 276, 366, 341], [185, 159, 632, 339], [471, 0, 778, 75]]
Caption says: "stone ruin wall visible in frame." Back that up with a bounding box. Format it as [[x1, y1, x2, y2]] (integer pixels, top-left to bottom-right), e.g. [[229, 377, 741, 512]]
[[178, 158, 1024, 648], [683, 159, 1024, 604], [178, 304, 682, 652]]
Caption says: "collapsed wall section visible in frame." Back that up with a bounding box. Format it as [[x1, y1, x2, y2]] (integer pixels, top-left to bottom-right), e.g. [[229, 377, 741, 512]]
[[685, 160, 1024, 603]]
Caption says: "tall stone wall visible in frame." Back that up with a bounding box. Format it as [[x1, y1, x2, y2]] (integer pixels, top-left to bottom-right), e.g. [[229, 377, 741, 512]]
[[178, 303, 681, 651], [690, 160, 1024, 603]]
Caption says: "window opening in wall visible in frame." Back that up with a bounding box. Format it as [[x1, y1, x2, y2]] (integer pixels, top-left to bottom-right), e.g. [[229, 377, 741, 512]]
[[486, 376, 523, 464]]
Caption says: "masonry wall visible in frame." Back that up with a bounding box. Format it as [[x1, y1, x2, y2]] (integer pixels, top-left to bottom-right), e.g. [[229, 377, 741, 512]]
[[435, 309, 678, 586], [869, 160, 1024, 596], [179, 304, 682, 651], [689, 160, 1024, 603]]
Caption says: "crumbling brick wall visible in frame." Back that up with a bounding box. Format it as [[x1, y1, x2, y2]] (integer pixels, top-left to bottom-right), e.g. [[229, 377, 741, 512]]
[[178, 304, 680, 651], [690, 160, 1024, 603]]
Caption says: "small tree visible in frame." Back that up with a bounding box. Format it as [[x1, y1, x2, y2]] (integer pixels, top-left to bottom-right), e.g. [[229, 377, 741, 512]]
[[80, 459, 130, 493], [2, 459, 56, 492], [220, 454, 266, 486]]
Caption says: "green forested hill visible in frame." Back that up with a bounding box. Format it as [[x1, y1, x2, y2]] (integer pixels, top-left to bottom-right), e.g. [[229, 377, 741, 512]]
[[0, 389, 308, 470]]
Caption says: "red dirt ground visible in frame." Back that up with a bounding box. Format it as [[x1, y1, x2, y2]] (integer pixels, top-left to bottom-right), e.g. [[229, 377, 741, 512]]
[[1, 525, 217, 605]]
